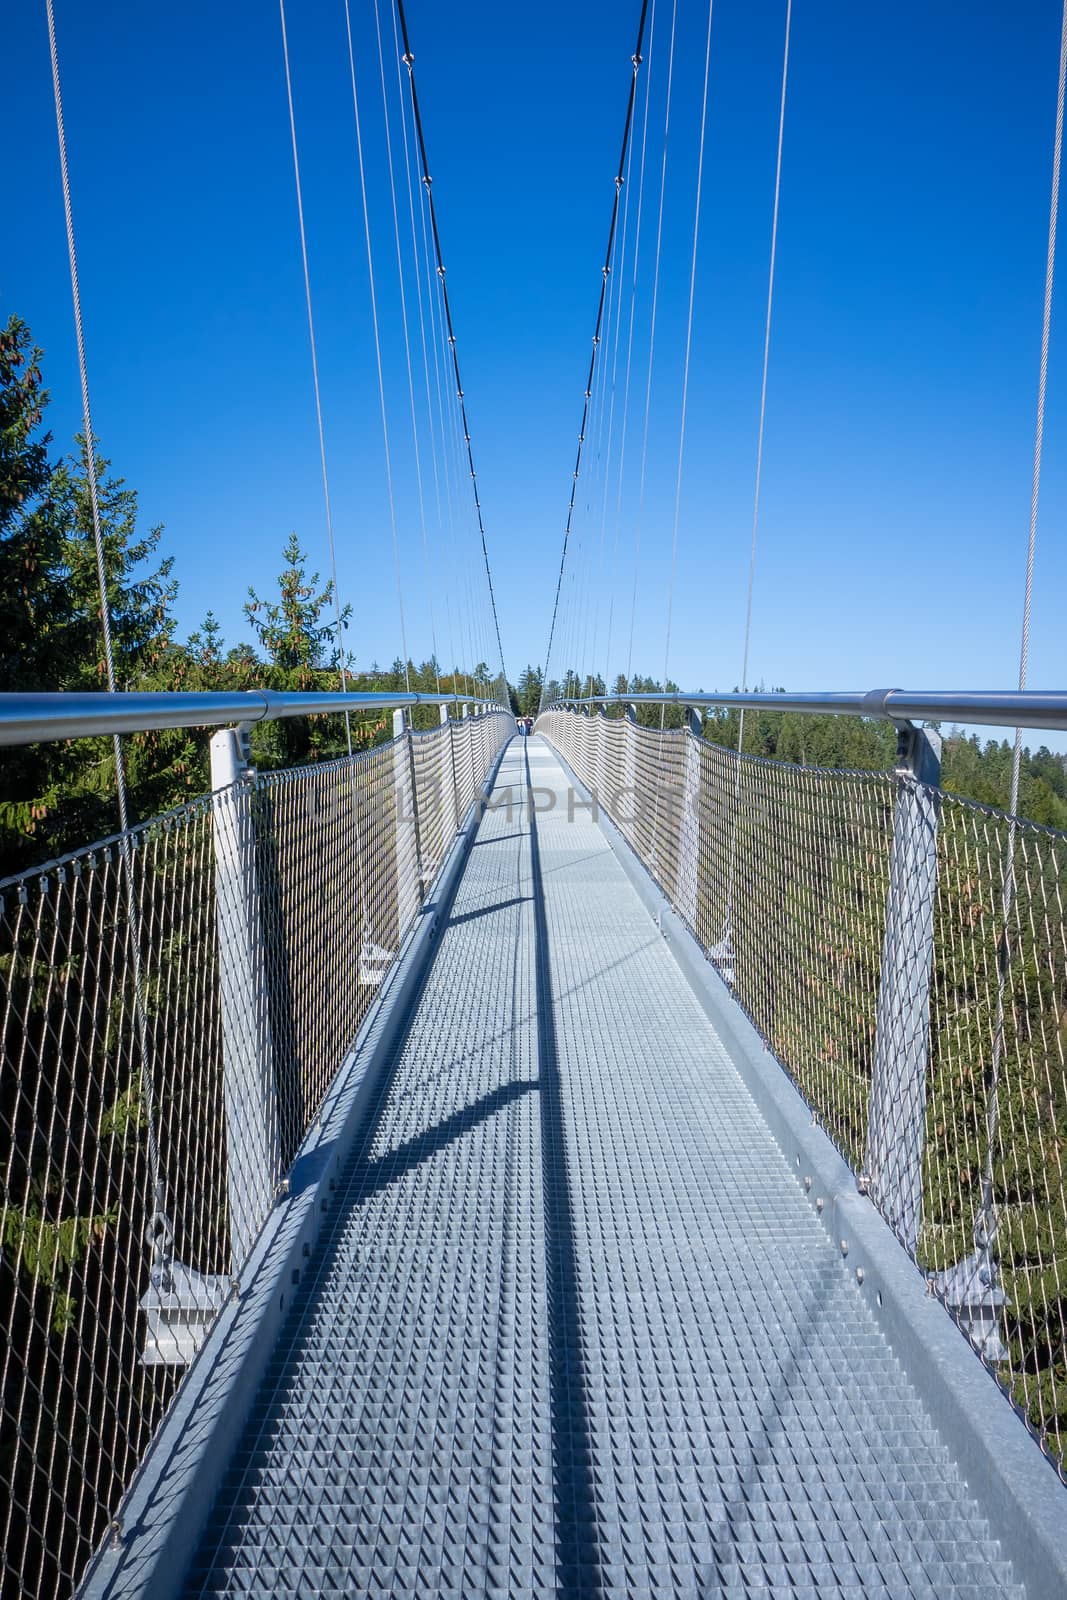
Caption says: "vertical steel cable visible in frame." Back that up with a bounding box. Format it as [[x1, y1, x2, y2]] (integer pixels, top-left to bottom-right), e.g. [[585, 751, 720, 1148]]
[[659, 0, 715, 695], [726, 0, 792, 937], [45, 0, 169, 1269], [540, 0, 651, 708], [394, 0, 509, 700], [278, 0, 356, 748], [279, 0, 379, 956], [738, 0, 792, 711], [46, 2, 129, 821], [626, 0, 679, 689], [389, 0, 447, 698], [415, 152, 472, 697], [586, 155, 634, 695], [603, 0, 657, 694], [342, 0, 412, 689], [651, 0, 715, 879], [378, 0, 442, 698], [1010, 0, 1067, 814], [979, 0, 1067, 1268]]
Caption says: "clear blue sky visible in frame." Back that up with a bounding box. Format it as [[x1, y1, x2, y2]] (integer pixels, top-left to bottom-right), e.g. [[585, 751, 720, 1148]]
[[6, 0, 1065, 739]]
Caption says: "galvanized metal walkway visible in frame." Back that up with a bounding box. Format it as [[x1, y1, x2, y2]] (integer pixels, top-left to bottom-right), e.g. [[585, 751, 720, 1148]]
[[182, 738, 1021, 1598]]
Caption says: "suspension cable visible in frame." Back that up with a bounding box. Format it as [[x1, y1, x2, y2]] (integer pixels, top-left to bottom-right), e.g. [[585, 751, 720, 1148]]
[[378, 0, 442, 697], [586, 167, 631, 694], [394, 0, 509, 700], [278, 0, 356, 750], [660, 0, 714, 697], [723, 0, 791, 943], [1010, 0, 1067, 810], [603, 0, 657, 693], [540, 0, 651, 708], [738, 0, 792, 708], [626, 0, 678, 688], [978, 0, 1067, 1268], [46, 0, 169, 1272], [342, 0, 411, 691]]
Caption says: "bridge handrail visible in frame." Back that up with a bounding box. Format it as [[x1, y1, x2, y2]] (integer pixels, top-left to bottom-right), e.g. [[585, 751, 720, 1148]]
[[549, 687, 1067, 731], [0, 690, 503, 747]]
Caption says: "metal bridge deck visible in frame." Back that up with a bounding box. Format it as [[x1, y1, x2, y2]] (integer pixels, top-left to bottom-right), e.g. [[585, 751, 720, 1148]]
[[183, 738, 1021, 1598]]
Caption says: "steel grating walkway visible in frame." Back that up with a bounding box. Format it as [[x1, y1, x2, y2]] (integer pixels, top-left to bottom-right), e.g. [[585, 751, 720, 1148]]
[[183, 737, 1022, 1598]]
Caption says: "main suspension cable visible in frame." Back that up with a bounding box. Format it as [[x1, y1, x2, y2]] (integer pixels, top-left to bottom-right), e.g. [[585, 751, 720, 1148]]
[[394, 0, 509, 700], [540, 0, 651, 708]]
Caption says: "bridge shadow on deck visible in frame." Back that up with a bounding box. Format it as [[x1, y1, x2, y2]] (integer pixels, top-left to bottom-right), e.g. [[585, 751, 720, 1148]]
[[186, 739, 605, 1596], [524, 741, 604, 1599]]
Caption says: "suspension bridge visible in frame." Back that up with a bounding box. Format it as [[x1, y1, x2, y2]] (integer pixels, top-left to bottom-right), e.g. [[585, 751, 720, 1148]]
[[4, 0, 1067, 1597]]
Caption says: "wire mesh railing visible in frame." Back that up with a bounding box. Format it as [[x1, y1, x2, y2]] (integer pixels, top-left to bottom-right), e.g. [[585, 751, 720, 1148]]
[[537, 705, 1067, 1480], [0, 709, 512, 1600]]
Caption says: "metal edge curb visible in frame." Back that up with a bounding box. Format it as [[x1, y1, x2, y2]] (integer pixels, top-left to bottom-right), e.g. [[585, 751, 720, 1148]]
[[541, 735, 1067, 1600], [77, 734, 514, 1600]]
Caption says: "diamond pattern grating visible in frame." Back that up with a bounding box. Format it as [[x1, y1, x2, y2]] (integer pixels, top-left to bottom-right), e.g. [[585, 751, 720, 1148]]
[[183, 739, 1021, 1598]]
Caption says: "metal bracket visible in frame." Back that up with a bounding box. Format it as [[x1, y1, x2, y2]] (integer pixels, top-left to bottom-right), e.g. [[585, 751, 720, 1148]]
[[140, 1261, 230, 1367]]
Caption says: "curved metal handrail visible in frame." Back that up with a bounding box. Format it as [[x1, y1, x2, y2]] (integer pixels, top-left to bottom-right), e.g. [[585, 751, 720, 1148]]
[[544, 688, 1067, 732], [0, 690, 506, 747]]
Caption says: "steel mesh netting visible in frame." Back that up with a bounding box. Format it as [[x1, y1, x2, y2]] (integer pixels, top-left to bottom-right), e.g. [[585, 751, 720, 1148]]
[[922, 794, 1067, 1471], [537, 710, 895, 1166], [0, 712, 511, 1600], [537, 707, 1067, 1476], [0, 801, 225, 1600], [410, 726, 456, 886], [451, 717, 478, 822], [250, 736, 419, 1166]]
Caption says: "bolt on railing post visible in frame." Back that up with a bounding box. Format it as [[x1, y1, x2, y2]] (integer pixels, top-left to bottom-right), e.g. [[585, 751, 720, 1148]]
[[865, 722, 942, 1254], [675, 707, 703, 933], [210, 726, 280, 1271]]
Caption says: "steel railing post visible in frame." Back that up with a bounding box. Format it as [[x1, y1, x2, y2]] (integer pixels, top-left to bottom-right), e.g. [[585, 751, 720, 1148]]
[[441, 703, 461, 830], [393, 708, 425, 924], [675, 707, 703, 933], [621, 704, 638, 845], [210, 726, 280, 1271], [865, 723, 942, 1254]]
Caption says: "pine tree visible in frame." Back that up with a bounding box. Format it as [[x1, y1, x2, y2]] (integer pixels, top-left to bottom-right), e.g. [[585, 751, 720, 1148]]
[[0, 317, 183, 870], [245, 532, 348, 677], [244, 533, 352, 766]]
